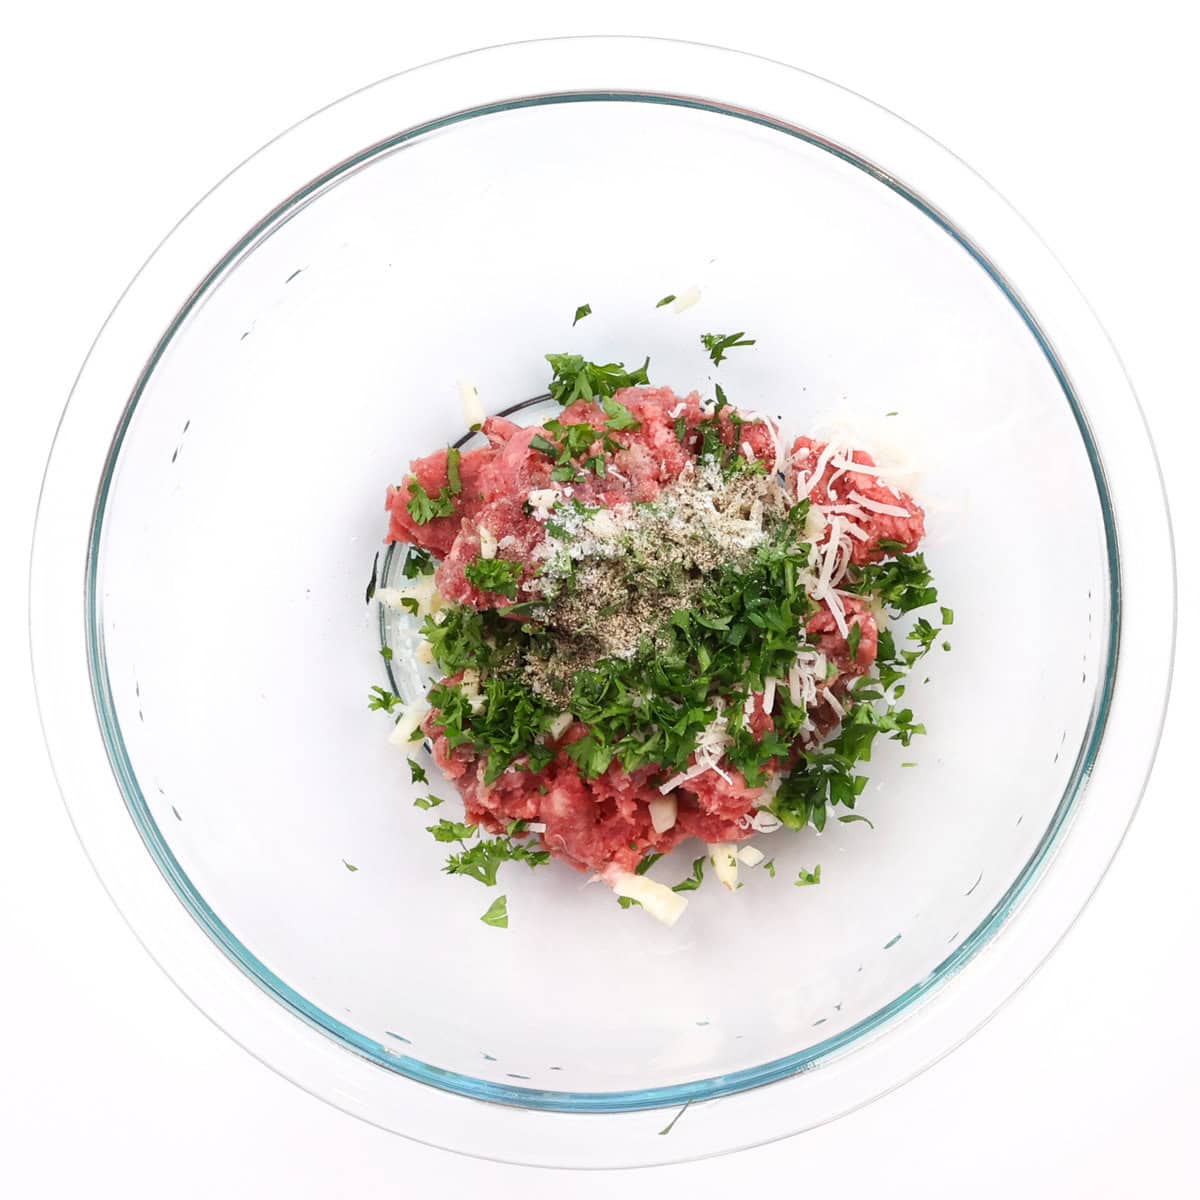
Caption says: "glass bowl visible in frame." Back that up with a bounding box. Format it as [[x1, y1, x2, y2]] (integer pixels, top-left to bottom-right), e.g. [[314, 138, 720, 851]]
[[30, 37, 1173, 1168]]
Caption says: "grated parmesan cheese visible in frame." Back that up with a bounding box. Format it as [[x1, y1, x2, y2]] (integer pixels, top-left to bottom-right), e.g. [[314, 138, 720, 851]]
[[606, 870, 688, 926], [847, 489, 910, 518], [389, 698, 430, 747], [671, 284, 702, 313], [458, 380, 484, 427], [649, 795, 677, 833], [708, 843, 739, 891], [737, 844, 765, 867]]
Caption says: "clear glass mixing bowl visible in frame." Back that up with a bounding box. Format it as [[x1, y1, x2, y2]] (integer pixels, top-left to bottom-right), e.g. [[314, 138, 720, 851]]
[[30, 38, 1173, 1168]]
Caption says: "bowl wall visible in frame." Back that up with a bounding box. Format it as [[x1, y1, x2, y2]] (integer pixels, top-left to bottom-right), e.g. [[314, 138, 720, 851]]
[[93, 96, 1110, 1098]]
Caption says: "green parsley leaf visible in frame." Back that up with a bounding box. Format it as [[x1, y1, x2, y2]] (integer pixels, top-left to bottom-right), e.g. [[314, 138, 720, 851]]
[[480, 895, 509, 928], [342, 859, 358, 872], [672, 856, 706, 893], [406, 757, 428, 784], [544, 353, 651, 406], [445, 446, 462, 495], [617, 895, 642, 909], [701, 331, 756, 365], [795, 865, 822, 887], [940, 606, 955, 626], [463, 555, 522, 600], [444, 835, 550, 886], [401, 547, 435, 578], [426, 818, 477, 844], [413, 794, 444, 811], [572, 303, 592, 326], [379, 646, 393, 661], [634, 851, 664, 876], [550, 464, 579, 482], [762, 858, 776, 878], [405, 479, 455, 524], [846, 552, 937, 614], [656, 294, 676, 308], [847, 622, 862, 662], [529, 433, 559, 457], [601, 396, 641, 432], [367, 686, 401, 713], [838, 813, 875, 829]]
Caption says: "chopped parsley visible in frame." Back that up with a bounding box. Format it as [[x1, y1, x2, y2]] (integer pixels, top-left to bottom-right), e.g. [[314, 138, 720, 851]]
[[847, 551, 937, 613], [402, 547, 435, 578], [480, 895, 509, 927], [405, 478, 455, 524], [572, 303, 592, 325], [463, 555, 522, 599], [426, 818, 477, 844], [794, 865, 821, 887], [407, 757, 428, 784], [672, 856, 706, 893], [847, 621, 862, 662], [342, 859, 359, 872], [443, 834, 550, 885], [656, 294, 676, 308], [368, 686, 401, 713], [601, 396, 641, 431], [545, 352, 650, 406], [445, 447, 462, 495], [413, 794, 444, 811], [701, 331, 756, 365], [635, 851, 665, 875]]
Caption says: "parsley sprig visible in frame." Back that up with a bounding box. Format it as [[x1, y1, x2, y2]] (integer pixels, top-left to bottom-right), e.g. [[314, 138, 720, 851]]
[[701, 331, 756, 365], [545, 353, 650, 406], [463, 555, 522, 600]]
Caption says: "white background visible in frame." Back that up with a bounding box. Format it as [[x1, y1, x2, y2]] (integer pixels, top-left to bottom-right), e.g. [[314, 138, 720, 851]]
[[2, 2, 1195, 1195]]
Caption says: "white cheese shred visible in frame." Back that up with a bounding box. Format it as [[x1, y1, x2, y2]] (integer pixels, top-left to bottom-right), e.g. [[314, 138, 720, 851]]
[[606, 870, 688, 926], [708, 843, 739, 891], [847, 489, 910, 518], [649, 795, 678, 833], [671, 285, 702, 313], [458, 380, 484, 427]]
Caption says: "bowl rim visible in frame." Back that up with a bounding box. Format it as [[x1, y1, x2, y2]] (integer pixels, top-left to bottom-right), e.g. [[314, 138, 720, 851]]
[[29, 35, 1175, 1169]]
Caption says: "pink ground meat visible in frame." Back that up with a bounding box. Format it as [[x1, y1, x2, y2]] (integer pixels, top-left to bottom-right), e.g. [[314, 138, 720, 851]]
[[788, 435, 925, 564], [397, 392, 921, 876]]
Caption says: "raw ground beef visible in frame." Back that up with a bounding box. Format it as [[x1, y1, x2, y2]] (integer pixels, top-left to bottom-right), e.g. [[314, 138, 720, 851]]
[[394, 390, 922, 876], [788, 435, 925, 564]]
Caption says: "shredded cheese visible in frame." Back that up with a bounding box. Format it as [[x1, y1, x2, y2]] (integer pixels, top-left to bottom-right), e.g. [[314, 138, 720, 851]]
[[547, 712, 574, 740], [607, 870, 688, 926], [847, 489, 910, 518], [388, 699, 430, 747], [708, 843, 739, 891], [458, 380, 484, 427], [671, 284, 702, 313], [477, 525, 497, 559], [649, 795, 677, 834], [377, 576, 444, 618]]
